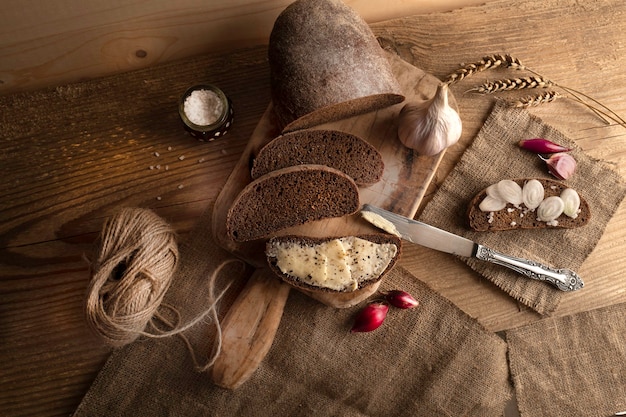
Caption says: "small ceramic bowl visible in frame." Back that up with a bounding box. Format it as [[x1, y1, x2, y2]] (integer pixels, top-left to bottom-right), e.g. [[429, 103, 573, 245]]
[[178, 84, 234, 141]]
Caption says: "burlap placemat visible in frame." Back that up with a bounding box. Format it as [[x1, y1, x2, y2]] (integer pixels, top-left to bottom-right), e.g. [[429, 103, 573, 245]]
[[506, 302, 626, 416], [418, 101, 626, 315], [74, 203, 511, 417]]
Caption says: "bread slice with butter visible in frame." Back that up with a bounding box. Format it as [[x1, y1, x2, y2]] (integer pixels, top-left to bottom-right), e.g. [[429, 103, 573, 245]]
[[266, 234, 402, 293], [251, 129, 384, 186]]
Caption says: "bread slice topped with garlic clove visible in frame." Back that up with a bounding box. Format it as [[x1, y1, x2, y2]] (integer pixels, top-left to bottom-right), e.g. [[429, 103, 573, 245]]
[[266, 234, 402, 293], [251, 129, 384, 186], [468, 178, 591, 231]]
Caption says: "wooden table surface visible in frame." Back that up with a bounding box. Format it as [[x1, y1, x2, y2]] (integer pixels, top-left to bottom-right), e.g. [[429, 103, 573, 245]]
[[1, 0, 625, 416]]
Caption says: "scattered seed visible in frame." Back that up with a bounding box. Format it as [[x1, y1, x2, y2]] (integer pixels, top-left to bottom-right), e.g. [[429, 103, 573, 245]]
[[179, 155, 185, 161], [154, 152, 160, 157]]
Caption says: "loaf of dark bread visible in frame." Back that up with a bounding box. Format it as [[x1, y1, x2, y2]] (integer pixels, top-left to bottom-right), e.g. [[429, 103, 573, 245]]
[[266, 234, 402, 293], [226, 164, 360, 242], [251, 129, 384, 185], [468, 178, 591, 231], [268, 0, 404, 132]]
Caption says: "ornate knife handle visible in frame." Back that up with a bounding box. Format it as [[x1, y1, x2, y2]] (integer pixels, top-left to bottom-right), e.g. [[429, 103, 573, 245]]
[[474, 244, 583, 292]]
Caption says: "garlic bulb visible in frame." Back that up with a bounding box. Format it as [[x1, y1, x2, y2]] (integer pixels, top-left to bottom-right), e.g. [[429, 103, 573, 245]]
[[397, 84, 462, 156]]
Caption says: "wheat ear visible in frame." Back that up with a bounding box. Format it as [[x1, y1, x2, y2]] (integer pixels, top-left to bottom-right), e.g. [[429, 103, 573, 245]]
[[467, 76, 554, 94], [443, 54, 525, 85], [521, 67, 626, 126], [508, 91, 564, 108]]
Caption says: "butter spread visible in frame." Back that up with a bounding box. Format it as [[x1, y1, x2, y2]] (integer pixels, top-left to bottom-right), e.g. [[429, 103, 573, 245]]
[[360, 211, 401, 237], [267, 237, 398, 291]]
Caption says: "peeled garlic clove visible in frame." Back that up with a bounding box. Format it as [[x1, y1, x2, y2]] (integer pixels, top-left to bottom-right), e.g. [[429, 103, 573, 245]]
[[397, 84, 462, 156], [522, 179, 544, 210], [496, 180, 523, 206], [479, 195, 507, 212], [561, 188, 580, 218], [545, 152, 576, 180], [485, 183, 502, 199], [537, 196, 565, 222]]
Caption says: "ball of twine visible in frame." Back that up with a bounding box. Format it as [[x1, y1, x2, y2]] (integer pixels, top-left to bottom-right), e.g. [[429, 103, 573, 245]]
[[86, 207, 179, 347]]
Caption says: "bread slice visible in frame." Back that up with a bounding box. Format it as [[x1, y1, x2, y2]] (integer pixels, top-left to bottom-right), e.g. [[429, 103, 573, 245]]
[[226, 164, 360, 242], [266, 234, 402, 293], [468, 178, 591, 231], [251, 129, 384, 186], [268, 0, 404, 132]]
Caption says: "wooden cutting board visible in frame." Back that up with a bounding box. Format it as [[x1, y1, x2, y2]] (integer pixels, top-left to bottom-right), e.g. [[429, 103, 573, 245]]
[[210, 51, 455, 389], [211, 51, 454, 308]]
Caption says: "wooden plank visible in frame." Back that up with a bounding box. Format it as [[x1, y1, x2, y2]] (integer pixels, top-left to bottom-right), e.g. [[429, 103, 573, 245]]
[[0, 0, 492, 95]]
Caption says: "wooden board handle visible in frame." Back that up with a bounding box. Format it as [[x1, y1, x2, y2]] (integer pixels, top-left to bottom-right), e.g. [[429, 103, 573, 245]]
[[211, 268, 290, 389]]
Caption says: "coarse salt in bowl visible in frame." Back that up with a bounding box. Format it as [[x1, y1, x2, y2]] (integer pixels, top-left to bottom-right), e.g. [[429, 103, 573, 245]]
[[179, 84, 234, 141]]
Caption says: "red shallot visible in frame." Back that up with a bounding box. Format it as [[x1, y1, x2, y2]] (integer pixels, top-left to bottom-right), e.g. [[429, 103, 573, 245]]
[[382, 290, 419, 309], [351, 302, 389, 333], [518, 138, 571, 154]]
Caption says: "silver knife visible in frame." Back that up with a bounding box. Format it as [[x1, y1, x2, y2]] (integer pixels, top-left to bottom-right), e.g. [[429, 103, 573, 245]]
[[360, 204, 583, 292]]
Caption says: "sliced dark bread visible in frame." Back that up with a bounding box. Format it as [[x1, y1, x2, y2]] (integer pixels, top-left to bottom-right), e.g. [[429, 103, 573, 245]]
[[266, 234, 402, 293], [251, 129, 384, 185], [226, 164, 360, 242], [468, 178, 591, 231], [268, 0, 404, 132]]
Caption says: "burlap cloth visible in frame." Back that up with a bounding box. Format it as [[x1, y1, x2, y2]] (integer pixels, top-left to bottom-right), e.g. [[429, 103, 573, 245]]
[[506, 302, 626, 416], [74, 203, 511, 417], [418, 101, 626, 315]]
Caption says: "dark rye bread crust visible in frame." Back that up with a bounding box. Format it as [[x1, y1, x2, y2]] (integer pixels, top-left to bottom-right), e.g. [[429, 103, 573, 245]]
[[268, 0, 404, 132], [251, 129, 384, 185], [266, 234, 402, 293], [226, 164, 360, 242], [468, 178, 591, 231]]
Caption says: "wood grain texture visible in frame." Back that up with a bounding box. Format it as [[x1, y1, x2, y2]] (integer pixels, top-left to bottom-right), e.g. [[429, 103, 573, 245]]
[[0, 0, 491, 95], [210, 268, 290, 389], [1, 0, 625, 416]]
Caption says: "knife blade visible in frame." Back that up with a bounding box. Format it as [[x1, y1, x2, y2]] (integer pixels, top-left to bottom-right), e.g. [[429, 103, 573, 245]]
[[360, 204, 583, 292]]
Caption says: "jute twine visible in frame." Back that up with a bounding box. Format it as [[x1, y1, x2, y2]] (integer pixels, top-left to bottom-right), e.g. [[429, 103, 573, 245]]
[[86, 208, 180, 347], [85, 207, 242, 370]]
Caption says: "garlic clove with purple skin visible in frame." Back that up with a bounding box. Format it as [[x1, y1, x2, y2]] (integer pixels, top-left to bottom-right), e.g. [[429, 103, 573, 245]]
[[397, 84, 462, 156], [543, 152, 577, 180]]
